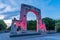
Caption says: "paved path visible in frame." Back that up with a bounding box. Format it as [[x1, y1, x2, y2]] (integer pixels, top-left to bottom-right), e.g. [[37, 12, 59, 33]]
[[0, 33, 60, 40]]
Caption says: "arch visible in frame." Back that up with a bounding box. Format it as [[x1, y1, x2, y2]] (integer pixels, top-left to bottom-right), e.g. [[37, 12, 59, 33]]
[[20, 4, 43, 32], [12, 4, 46, 32]]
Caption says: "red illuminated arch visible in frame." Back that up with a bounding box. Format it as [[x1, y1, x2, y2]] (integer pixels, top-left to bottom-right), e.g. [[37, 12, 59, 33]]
[[13, 4, 46, 32]]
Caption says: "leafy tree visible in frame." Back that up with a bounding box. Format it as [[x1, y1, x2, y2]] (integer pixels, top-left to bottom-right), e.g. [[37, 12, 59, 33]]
[[0, 20, 7, 30], [55, 20, 60, 32], [42, 17, 55, 30], [55, 20, 60, 23], [55, 23, 60, 32], [27, 20, 36, 30]]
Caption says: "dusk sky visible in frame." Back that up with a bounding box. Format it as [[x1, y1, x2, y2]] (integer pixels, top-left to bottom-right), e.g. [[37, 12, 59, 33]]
[[0, 0, 60, 27]]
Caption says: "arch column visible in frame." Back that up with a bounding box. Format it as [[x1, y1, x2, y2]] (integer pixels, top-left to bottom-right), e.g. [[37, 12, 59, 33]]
[[20, 8, 27, 32]]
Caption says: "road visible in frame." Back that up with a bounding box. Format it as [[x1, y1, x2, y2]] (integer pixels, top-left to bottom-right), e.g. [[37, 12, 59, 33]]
[[0, 32, 60, 40]]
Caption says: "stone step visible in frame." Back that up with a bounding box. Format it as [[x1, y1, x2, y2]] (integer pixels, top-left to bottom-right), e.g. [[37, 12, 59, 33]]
[[10, 32, 41, 37]]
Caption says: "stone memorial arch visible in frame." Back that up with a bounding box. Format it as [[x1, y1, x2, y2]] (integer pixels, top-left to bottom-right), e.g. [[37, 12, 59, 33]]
[[11, 4, 46, 33]]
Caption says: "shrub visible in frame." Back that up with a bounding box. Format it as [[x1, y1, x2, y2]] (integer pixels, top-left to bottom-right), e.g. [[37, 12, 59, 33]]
[[55, 23, 60, 32]]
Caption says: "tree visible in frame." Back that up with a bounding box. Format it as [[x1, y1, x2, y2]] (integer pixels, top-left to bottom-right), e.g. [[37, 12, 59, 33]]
[[55, 20, 60, 32], [0, 20, 7, 30], [55, 23, 60, 32], [55, 20, 60, 23], [27, 20, 36, 30], [42, 17, 55, 30]]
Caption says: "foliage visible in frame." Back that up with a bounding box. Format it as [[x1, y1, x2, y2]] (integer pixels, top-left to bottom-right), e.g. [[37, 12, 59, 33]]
[[27, 17, 56, 30], [55, 23, 60, 32], [55, 20, 60, 23], [27, 20, 36, 30], [42, 17, 55, 30], [0, 20, 7, 30]]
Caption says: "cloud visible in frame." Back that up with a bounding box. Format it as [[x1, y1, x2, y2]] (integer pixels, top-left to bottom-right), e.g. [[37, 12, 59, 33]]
[[0, 3, 20, 14], [0, 15, 6, 20], [8, 0, 18, 6], [0, 3, 20, 20], [10, 15, 20, 20], [0, 5, 18, 13], [4, 19, 12, 28], [0, 3, 6, 9]]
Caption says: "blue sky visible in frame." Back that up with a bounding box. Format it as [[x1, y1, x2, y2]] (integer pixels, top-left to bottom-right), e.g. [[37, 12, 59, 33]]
[[0, 0, 60, 27]]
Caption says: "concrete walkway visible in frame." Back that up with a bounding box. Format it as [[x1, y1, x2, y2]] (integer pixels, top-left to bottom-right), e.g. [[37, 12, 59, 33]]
[[0, 32, 60, 40]]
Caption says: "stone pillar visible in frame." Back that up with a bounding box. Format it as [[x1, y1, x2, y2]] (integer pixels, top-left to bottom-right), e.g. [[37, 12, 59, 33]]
[[10, 20, 18, 34], [20, 8, 27, 32]]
